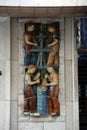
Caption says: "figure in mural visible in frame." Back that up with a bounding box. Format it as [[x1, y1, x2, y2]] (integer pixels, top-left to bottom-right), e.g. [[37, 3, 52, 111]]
[[43, 67, 60, 116], [46, 23, 59, 66], [24, 22, 38, 66], [24, 64, 40, 116]]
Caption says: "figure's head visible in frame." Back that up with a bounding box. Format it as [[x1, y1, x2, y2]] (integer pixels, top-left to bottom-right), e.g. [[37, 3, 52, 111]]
[[47, 67, 54, 73], [48, 23, 56, 33], [27, 22, 35, 32], [27, 64, 37, 74]]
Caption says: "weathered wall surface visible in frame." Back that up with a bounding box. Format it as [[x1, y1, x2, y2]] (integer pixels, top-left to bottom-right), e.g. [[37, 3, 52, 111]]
[[0, 0, 87, 6], [0, 17, 11, 130], [10, 18, 19, 130]]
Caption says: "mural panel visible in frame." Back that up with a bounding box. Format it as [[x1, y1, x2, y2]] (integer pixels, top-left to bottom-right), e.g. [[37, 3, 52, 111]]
[[23, 22, 60, 117]]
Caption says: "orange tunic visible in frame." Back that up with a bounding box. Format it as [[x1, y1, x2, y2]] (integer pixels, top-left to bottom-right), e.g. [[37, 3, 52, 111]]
[[49, 72, 59, 96], [24, 31, 35, 53]]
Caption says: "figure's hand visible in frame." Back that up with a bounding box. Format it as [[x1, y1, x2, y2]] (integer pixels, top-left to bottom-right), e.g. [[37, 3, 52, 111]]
[[42, 83, 47, 87], [42, 79, 47, 87], [44, 74, 49, 79], [48, 44, 51, 47], [36, 73, 40, 79], [36, 79, 40, 84], [34, 43, 38, 46]]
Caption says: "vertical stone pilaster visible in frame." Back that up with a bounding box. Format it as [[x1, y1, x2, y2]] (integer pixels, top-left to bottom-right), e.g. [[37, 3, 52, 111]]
[[65, 17, 73, 130], [0, 17, 11, 130]]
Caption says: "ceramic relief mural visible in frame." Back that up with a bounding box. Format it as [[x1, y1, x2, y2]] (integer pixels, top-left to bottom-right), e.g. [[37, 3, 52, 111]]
[[23, 22, 60, 117]]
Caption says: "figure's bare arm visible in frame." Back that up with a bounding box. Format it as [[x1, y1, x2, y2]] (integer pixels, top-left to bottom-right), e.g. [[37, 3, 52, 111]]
[[24, 34, 37, 46], [44, 74, 49, 79], [48, 39, 58, 47], [46, 81, 58, 86], [46, 73, 58, 86], [34, 73, 40, 80], [26, 74, 39, 85]]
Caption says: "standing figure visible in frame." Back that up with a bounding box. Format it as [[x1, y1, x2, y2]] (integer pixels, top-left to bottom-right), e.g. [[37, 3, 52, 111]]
[[24, 22, 38, 66], [46, 23, 59, 66], [43, 67, 60, 116], [24, 65, 40, 116]]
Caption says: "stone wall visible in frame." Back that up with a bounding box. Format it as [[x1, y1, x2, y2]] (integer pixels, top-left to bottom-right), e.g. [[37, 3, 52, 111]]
[[10, 17, 79, 130], [0, 17, 11, 130], [0, 0, 87, 6], [0, 17, 79, 130]]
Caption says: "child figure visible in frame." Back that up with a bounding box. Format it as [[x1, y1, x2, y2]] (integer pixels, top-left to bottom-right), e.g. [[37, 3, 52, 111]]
[[24, 64, 40, 116], [24, 22, 38, 66], [46, 23, 59, 66], [43, 67, 60, 116]]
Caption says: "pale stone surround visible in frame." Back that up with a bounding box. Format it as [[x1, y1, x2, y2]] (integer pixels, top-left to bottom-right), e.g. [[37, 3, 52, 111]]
[[0, 17, 11, 130], [0, 0, 87, 6], [18, 18, 65, 125]]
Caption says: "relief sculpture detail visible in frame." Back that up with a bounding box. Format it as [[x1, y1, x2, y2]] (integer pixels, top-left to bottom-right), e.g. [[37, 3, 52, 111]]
[[23, 22, 60, 117]]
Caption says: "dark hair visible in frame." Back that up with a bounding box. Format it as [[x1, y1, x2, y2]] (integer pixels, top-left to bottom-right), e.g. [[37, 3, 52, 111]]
[[27, 22, 35, 27], [48, 23, 57, 29], [25, 22, 35, 31]]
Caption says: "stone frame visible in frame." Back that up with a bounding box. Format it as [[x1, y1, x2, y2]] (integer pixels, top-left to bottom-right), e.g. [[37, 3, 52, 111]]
[[18, 18, 65, 122]]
